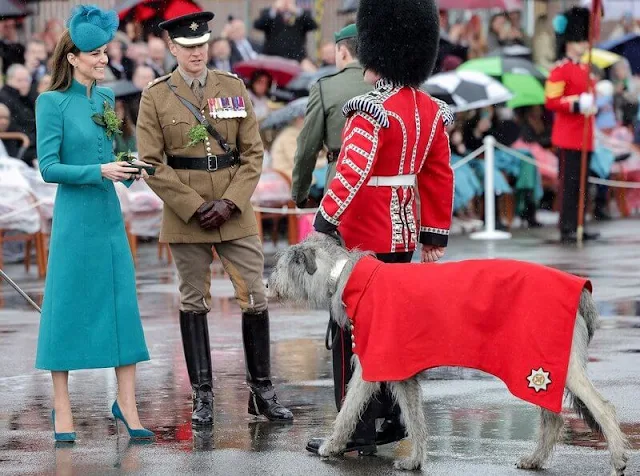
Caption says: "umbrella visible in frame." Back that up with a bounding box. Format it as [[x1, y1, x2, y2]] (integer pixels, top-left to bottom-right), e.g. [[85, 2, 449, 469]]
[[101, 80, 141, 100], [285, 66, 338, 92], [436, 0, 521, 9], [458, 56, 548, 110], [260, 97, 308, 130], [487, 45, 532, 60], [422, 71, 513, 113], [0, 0, 31, 19], [598, 33, 640, 74], [116, 0, 202, 22], [580, 48, 623, 69], [233, 56, 303, 88]]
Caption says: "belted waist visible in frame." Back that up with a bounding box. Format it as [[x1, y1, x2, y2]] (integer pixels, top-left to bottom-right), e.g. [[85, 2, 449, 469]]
[[167, 151, 239, 172], [327, 149, 341, 163], [367, 174, 416, 187]]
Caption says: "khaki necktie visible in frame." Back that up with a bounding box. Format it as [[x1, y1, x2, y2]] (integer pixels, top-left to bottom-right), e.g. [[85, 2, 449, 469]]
[[191, 79, 203, 104]]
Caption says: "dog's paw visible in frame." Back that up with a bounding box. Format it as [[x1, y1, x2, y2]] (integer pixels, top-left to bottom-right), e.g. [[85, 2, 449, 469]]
[[318, 440, 343, 457], [610, 463, 626, 476], [516, 456, 543, 470], [393, 458, 422, 471]]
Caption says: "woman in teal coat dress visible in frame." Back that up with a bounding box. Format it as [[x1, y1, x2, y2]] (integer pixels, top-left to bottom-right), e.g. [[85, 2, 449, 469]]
[[35, 5, 152, 442]]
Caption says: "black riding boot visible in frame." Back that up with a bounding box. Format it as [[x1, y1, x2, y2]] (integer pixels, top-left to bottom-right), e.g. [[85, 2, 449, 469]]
[[180, 311, 214, 425], [242, 310, 293, 421]]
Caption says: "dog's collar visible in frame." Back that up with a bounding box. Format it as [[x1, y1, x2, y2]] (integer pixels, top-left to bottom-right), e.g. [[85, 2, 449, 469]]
[[328, 258, 348, 296]]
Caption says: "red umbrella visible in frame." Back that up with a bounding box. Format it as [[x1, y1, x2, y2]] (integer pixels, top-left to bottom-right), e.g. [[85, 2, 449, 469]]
[[437, 0, 521, 9], [116, 0, 202, 22], [233, 57, 303, 87]]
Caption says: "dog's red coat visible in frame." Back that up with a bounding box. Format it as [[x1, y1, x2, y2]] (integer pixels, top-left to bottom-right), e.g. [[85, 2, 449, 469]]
[[342, 257, 591, 413]]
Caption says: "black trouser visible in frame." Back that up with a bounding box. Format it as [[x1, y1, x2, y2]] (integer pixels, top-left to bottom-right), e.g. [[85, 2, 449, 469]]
[[331, 251, 413, 439], [557, 148, 592, 235]]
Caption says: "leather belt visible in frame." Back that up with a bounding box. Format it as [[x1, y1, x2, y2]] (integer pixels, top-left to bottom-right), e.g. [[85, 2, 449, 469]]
[[167, 152, 239, 172], [367, 175, 416, 187], [326, 149, 341, 163]]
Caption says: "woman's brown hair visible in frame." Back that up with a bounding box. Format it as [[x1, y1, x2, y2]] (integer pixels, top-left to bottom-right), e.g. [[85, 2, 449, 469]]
[[48, 30, 80, 92]]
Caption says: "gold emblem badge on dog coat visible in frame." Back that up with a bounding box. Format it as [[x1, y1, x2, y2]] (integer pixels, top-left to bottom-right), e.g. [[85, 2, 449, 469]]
[[527, 368, 551, 392]]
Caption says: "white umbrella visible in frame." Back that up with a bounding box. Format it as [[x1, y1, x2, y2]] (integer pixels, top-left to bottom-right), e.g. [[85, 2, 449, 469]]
[[422, 71, 514, 113]]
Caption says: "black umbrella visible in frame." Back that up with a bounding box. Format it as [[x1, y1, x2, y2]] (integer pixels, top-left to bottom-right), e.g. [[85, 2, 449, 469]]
[[0, 0, 31, 20], [598, 33, 640, 74]]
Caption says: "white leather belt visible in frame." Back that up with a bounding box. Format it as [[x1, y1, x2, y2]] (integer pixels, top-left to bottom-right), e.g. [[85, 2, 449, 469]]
[[367, 174, 416, 187]]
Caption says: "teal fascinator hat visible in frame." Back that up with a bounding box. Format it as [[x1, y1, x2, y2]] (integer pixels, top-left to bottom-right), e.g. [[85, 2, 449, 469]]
[[67, 4, 119, 52]]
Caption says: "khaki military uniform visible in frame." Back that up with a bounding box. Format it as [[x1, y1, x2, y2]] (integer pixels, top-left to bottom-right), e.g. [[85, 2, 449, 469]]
[[137, 68, 266, 312], [291, 62, 372, 205]]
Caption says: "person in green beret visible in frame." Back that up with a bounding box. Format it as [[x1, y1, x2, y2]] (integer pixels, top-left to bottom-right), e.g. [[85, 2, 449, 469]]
[[291, 23, 372, 208]]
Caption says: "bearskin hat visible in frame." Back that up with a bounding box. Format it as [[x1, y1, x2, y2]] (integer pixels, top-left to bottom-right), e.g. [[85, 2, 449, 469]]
[[356, 0, 439, 87], [553, 6, 590, 60], [563, 6, 590, 43]]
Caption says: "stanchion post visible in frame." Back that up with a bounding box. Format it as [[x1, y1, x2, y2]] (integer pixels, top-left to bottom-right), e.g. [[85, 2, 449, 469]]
[[470, 135, 512, 241]]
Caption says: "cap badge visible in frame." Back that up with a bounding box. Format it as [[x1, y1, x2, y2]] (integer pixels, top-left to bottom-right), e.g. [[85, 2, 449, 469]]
[[189, 22, 198, 31]]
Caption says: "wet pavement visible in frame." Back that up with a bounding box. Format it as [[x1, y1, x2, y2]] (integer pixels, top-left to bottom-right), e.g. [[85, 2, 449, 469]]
[[1, 218, 640, 475]]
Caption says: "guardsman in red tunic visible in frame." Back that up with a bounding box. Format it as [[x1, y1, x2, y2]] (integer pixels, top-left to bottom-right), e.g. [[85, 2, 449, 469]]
[[545, 7, 599, 243], [307, 0, 454, 455]]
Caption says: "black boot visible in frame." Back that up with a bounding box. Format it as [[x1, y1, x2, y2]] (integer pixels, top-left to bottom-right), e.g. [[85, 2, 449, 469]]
[[306, 398, 378, 456], [180, 311, 214, 425], [242, 310, 293, 421]]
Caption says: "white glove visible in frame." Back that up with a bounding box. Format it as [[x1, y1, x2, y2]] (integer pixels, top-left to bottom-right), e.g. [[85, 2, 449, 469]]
[[578, 93, 597, 115]]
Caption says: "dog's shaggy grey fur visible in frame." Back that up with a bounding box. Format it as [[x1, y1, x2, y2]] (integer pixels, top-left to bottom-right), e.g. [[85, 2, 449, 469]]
[[267, 234, 629, 474]]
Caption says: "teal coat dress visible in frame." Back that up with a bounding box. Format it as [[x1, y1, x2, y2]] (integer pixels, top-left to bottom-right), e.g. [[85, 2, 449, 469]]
[[35, 79, 149, 371]]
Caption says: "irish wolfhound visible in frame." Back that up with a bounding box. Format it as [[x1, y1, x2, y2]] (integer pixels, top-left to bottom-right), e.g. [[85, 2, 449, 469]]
[[267, 233, 629, 474]]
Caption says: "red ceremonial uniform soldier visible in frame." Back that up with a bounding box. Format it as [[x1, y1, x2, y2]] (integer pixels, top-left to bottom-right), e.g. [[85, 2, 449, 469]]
[[545, 7, 599, 243], [308, 0, 454, 455]]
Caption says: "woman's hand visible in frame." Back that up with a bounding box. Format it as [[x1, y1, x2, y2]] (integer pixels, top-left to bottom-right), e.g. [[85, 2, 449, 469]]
[[100, 162, 140, 182]]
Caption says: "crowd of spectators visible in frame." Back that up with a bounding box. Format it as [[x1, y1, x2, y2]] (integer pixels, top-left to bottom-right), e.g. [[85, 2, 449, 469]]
[[1, 4, 640, 236]]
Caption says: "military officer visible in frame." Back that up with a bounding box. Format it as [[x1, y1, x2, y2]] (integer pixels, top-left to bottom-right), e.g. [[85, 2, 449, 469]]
[[291, 24, 372, 208], [136, 11, 293, 425]]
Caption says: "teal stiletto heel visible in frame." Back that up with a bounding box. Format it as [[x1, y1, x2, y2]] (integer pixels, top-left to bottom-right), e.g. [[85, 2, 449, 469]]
[[111, 401, 154, 440], [51, 410, 76, 443]]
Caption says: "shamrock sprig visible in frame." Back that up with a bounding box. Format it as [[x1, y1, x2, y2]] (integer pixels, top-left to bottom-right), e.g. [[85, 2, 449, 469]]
[[187, 124, 208, 148], [115, 150, 134, 162], [92, 101, 122, 139]]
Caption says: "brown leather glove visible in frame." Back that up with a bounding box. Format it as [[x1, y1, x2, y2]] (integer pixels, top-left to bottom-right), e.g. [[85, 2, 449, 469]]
[[194, 201, 214, 228], [197, 199, 236, 230]]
